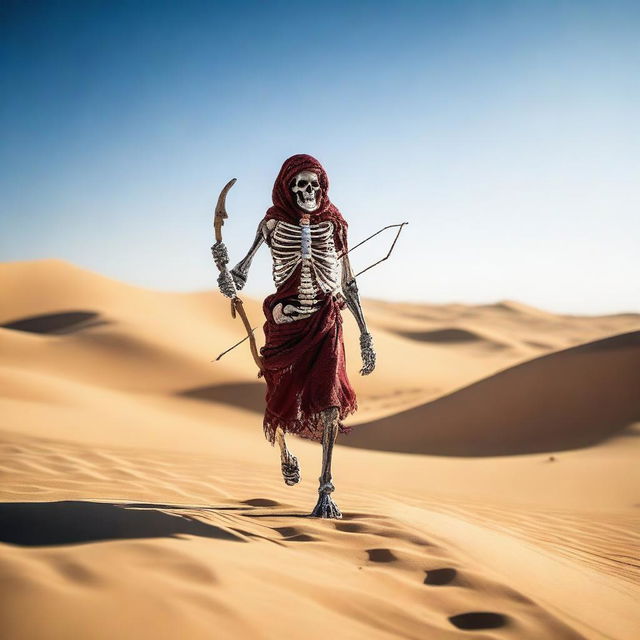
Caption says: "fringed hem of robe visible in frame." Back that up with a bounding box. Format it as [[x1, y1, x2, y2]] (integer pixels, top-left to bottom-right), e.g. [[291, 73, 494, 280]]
[[263, 407, 356, 445]]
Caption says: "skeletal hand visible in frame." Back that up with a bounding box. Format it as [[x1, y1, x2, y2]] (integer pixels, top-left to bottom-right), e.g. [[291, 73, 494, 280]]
[[359, 332, 376, 375], [211, 242, 229, 269], [230, 266, 247, 291], [217, 270, 236, 299]]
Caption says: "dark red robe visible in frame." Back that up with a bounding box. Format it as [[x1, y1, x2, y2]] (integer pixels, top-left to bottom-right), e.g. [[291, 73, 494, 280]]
[[260, 154, 357, 443]]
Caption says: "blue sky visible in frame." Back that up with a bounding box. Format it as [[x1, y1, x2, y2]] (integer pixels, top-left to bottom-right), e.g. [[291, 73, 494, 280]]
[[1, 0, 638, 313]]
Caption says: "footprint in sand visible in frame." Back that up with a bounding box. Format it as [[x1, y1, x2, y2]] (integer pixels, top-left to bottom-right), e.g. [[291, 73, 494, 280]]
[[334, 522, 367, 533], [423, 567, 458, 586], [274, 526, 316, 542], [449, 612, 507, 630], [366, 548, 397, 563]]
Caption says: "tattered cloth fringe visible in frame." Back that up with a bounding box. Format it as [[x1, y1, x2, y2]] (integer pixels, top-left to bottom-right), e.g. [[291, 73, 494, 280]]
[[263, 402, 357, 444]]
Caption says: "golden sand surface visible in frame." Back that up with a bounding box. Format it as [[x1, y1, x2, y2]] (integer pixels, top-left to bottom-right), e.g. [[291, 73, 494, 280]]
[[0, 259, 638, 639]]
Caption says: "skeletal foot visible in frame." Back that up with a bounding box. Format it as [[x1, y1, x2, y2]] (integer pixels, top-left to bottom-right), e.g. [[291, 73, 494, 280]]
[[310, 485, 342, 519], [281, 453, 300, 486]]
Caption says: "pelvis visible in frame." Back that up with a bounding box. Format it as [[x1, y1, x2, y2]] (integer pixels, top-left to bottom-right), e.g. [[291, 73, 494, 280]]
[[272, 302, 317, 324]]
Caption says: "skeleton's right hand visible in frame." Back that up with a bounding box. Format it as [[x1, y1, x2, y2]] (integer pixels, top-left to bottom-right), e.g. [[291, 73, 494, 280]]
[[217, 270, 237, 299], [230, 266, 247, 291]]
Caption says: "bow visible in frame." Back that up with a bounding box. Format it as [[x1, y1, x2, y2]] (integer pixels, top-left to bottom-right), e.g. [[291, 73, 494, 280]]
[[212, 178, 264, 375], [339, 222, 408, 280]]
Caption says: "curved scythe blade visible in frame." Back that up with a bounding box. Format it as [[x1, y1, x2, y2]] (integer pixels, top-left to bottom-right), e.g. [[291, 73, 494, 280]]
[[214, 177, 237, 244]]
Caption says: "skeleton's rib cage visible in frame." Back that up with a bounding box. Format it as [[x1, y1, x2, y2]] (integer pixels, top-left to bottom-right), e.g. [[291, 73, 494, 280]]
[[270, 221, 340, 292], [269, 221, 341, 323]]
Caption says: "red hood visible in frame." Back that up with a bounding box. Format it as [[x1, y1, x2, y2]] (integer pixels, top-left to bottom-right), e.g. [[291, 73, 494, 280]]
[[266, 154, 346, 228]]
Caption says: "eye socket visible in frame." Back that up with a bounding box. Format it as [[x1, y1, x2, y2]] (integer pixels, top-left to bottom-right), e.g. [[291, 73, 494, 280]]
[[311, 181, 319, 188], [297, 180, 308, 188]]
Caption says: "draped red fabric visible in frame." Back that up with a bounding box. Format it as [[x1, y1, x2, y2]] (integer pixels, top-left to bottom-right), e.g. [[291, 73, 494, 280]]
[[260, 155, 357, 442]]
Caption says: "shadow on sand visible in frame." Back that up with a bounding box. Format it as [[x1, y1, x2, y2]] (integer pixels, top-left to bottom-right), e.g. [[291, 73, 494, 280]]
[[2, 311, 110, 335], [0, 501, 246, 547], [179, 382, 265, 413]]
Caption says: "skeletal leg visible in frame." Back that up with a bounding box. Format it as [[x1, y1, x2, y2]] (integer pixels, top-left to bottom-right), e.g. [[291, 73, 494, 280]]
[[310, 407, 342, 519], [275, 427, 300, 486]]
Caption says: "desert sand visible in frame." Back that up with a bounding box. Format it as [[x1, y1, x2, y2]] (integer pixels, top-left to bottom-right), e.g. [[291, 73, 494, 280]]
[[0, 259, 638, 640]]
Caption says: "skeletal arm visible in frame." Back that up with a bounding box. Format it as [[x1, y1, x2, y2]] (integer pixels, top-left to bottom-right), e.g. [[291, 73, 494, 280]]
[[341, 253, 367, 333], [229, 220, 270, 290], [340, 234, 376, 376], [211, 220, 270, 297]]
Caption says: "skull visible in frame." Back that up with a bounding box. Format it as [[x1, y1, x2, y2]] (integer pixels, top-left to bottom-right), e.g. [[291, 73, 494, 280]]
[[291, 171, 321, 212]]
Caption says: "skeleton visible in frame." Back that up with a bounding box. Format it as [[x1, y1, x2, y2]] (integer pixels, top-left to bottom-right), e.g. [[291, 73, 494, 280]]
[[213, 170, 375, 518]]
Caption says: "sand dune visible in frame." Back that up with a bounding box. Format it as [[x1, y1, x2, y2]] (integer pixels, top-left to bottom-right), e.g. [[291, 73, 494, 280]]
[[366, 297, 639, 355], [0, 260, 539, 422], [343, 331, 640, 455], [0, 259, 639, 640]]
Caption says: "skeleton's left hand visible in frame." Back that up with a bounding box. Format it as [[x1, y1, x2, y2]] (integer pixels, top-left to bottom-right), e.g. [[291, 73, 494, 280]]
[[211, 241, 229, 269], [359, 332, 376, 375]]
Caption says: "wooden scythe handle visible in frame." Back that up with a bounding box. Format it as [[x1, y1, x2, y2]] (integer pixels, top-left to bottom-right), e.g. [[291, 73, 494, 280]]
[[232, 298, 263, 374]]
